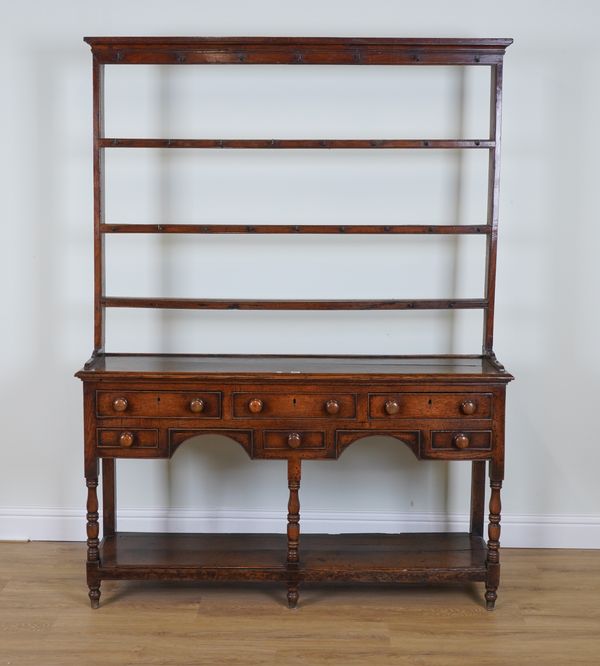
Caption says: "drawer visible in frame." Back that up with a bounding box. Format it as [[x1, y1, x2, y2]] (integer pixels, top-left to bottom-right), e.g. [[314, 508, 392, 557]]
[[232, 393, 356, 419], [97, 428, 159, 450], [369, 393, 492, 419], [263, 430, 327, 451], [430, 430, 492, 452], [96, 391, 221, 418]]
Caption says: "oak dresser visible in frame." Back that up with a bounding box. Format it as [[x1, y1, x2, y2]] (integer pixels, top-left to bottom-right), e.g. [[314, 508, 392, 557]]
[[76, 36, 513, 610]]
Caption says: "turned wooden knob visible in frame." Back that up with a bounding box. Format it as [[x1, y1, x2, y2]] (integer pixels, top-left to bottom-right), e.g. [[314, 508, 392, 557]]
[[453, 433, 470, 449], [325, 399, 340, 415], [189, 398, 205, 413], [112, 397, 128, 412], [288, 433, 302, 449], [385, 399, 400, 415], [119, 431, 134, 448], [461, 400, 477, 416], [248, 398, 264, 414]]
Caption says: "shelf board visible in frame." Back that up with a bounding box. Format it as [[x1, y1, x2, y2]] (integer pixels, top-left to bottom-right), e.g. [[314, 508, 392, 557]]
[[101, 297, 488, 312], [101, 223, 491, 235], [98, 532, 487, 583], [77, 353, 512, 381], [98, 138, 494, 150], [100, 533, 287, 581]]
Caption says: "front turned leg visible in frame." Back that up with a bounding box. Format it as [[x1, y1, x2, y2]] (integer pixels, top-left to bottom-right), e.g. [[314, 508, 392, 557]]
[[86, 477, 101, 608], [485, 478, 502, 610], [287, 458, 301, 608]]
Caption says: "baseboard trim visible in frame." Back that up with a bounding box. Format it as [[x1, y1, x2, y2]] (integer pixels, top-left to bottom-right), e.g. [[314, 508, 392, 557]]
[[1, 507, 599, 548]]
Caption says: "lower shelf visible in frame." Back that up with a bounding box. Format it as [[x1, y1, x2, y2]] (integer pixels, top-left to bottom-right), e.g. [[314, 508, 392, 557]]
[[97, 532, 487, 583]]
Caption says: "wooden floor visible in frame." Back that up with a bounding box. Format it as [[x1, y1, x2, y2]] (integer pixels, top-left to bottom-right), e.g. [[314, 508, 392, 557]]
[[0, 542, 598, 665]]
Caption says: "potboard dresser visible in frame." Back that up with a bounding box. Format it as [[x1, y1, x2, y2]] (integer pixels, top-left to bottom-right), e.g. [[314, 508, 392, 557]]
[[76, 36, 514, 610]]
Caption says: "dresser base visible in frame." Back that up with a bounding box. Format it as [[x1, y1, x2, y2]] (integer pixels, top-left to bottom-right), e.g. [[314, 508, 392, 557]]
[[79, 353, 511, 611]]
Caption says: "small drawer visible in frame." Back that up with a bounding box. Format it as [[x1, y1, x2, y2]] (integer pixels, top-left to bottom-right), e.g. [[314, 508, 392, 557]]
[[369, 393, 492, 419], [97, 428, 159, 450], [96, 391, 221, 418], [430, 430, 492, 452], [263, 431, 327, 451], [233, 393, 356, 419]]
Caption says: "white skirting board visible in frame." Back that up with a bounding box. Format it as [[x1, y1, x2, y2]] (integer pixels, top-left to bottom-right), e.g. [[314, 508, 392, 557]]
[[1, 507, 599, 548]]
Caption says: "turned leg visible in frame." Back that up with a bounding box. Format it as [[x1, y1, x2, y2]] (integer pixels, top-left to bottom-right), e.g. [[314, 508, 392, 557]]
[[485, 476, 502, 610], [102, 458, 116, 537], [86, 477, 101, 608], [470, 461, 485, 537], [287, 458, 301, 608]]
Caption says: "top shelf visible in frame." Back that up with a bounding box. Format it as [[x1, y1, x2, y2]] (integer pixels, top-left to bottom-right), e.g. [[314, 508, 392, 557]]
[[76, 353, 513, 382], [84, 36, 513, 66]]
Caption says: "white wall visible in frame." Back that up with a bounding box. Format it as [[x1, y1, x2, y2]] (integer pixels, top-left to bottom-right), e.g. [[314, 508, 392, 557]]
[[1, 0, 599, 547]]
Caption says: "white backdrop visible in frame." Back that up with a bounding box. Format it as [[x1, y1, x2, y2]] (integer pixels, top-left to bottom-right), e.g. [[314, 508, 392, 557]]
[[1, 0, 599, 547]]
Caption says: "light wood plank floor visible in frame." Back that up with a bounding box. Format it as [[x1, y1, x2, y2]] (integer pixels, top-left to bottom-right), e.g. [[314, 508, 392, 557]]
[[0, 542, 599, 665]]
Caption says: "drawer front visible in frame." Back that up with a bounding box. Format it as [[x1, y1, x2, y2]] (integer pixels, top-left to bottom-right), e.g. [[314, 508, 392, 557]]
[[232, 393, 356, 419], [263, 430, 327, 451], [369, 393, 492, 420], [97, 428, 159, 450], [430, 430, 492, 452], [96, 391, 221, 418]]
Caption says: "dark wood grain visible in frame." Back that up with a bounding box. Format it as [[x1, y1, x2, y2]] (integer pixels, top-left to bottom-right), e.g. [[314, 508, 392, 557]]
[[77, 353, 513, 380], [470, 461, 486, 538], [483, 64, 504, 354], [101, 459, 116, 537], [101, 297, 489, 311], [86, 478, 100, 608], [83, 36, 513, 66], [97, 428, 158, 449], [96, 389, 221, 418], [78, 35, 513, 610], [99, 138, 494, 150], [287, 460, 301, 607], [233, 392, 356, 419], [92, 57, 105, 353], [100, 223, 491, 235], [485, 478, 503, 609], [98, 532, 487, 582], [369, 392, 492, 419]]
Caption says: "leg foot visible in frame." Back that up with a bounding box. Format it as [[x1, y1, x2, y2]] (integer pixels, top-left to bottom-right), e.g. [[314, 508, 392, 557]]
[[89, 585, 101, 609], [485, 589, 497, 611], [287, 584, 299, 609]]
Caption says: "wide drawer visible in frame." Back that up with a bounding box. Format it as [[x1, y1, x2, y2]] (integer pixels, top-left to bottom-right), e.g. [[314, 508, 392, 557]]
[[430, 430, 492, 452], [369, 393, 492, 419], [97, 428, 159, 450], [232, 393, 356, 419], [96, 391, 221, 418]]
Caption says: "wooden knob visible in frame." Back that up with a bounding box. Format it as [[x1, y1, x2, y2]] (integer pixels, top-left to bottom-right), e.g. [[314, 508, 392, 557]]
[[325, 399, 340, 415], [288, 433, 302, 449], [119, 431, 134, 448], [453, 433, 470, 449], [385, 399, 400, 415], [461, 400, 477, 416], [248, 398, 264, 414], [189, 398, 205, 413], [112, 397, 128, 412]]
